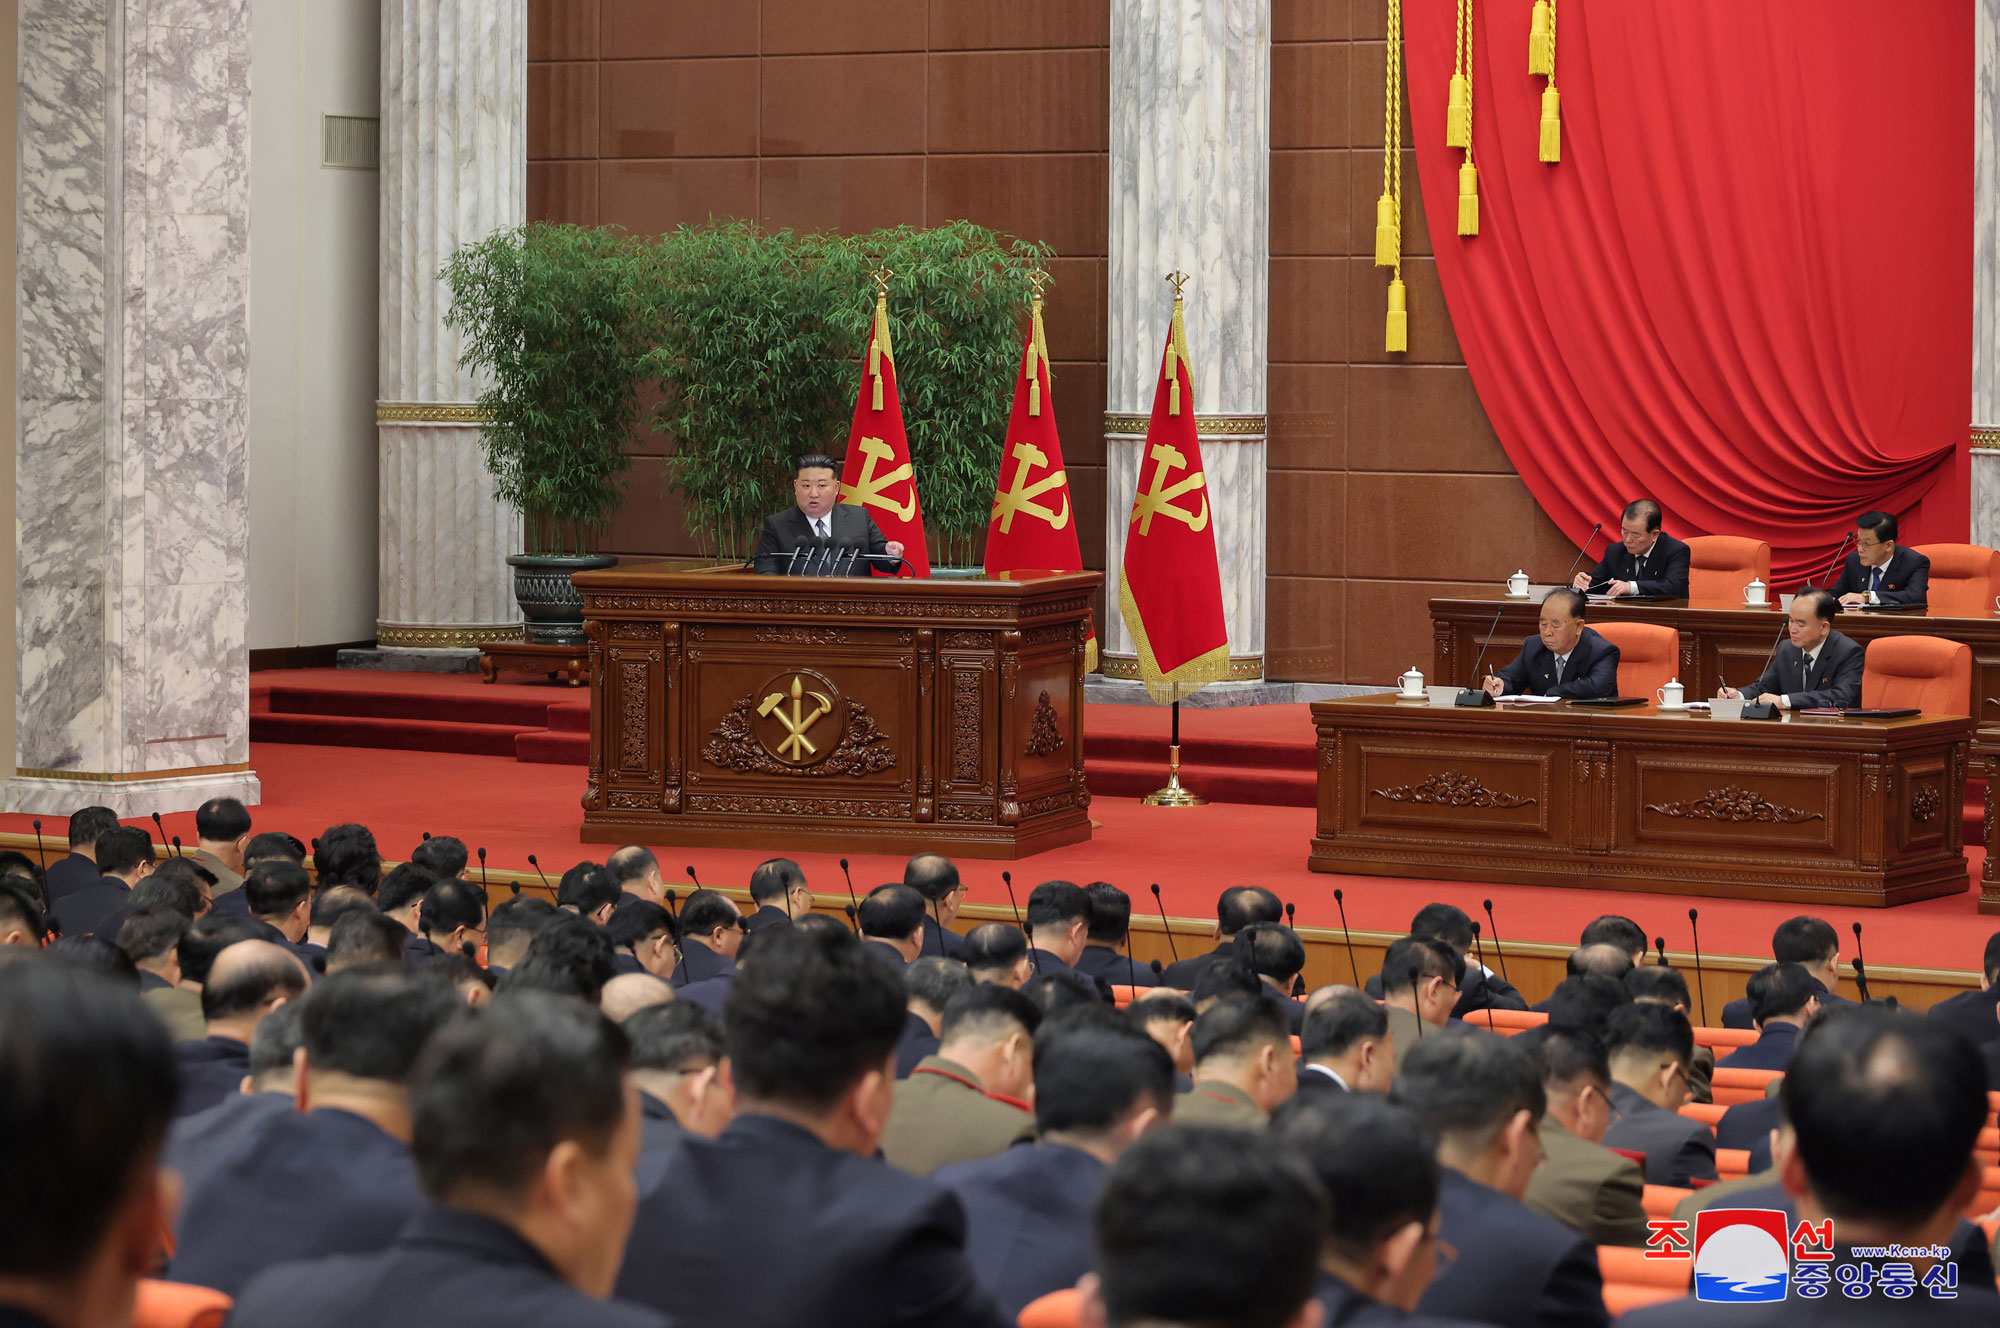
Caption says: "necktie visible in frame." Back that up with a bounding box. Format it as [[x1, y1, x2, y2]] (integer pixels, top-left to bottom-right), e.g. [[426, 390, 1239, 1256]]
[[1870, 565, 1882, 594], [813, 518, 827, 540], [1554, 655, 1567, 685], [1801, 653, 1811, 692]]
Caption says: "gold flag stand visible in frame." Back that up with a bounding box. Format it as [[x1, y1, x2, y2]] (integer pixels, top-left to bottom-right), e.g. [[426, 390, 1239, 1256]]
[[1141, 684, 1207, 807]]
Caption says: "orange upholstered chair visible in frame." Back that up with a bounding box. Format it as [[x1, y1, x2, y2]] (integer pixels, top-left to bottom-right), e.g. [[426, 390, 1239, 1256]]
[[1467, 1008, 1548, 1035], [133, 1281, 232, 1328], [1686, 536, 1771, 602], [1710, 1067, 1785, 1106], [1911, 544, 2000, 618], [1860, 635, 1972, 716], [1591, 622, 1681, 702], [1642, 1184, 1693, 1218], [1018, 1289, 1081, 1328]]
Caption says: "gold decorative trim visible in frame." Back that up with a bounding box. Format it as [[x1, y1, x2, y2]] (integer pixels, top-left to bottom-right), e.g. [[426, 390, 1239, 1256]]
[[378, 623, 523, 649], [1103, 413, 1266, 438], [14, 762, 251, 783], [1096, 654, 1263, 682], [376, 402, 493, 424], [1973, 426, 2000, 451]]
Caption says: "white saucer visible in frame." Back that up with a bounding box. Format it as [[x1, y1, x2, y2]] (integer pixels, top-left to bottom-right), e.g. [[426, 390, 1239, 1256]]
[[1504, 592, 1531, 599], [1741, 601, 1771, 609], [1655, 702, 1697, 712]]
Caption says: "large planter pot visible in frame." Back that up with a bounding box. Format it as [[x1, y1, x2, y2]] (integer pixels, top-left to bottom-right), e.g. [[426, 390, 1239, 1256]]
[[508, 553, 619, 646]]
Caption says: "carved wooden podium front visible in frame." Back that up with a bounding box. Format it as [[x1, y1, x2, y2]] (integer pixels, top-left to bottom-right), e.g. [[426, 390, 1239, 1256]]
[[572, 565, 1099, 858]]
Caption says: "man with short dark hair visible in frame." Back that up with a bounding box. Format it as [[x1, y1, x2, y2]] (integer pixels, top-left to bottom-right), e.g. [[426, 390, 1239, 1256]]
[[858, 882, 928, 971], [606, 898, 676, 980], [604, 845, 665, 907], [49, 824, 155, 940], [190, 796, 253, 895], [176, 939, 310, 1116], [1580, 915, 1647, 964], [45, 804, 123, 902], [315, 823, 382, 893], [327, 911, 408, 973], [1159, 885, 1283, 990], [1571, 498, 1690, 600], [965, 922, 1033, 989], [1720, 913, 1852, 1028], [617, 925, 1006, 1326], [672, 889, 742, 988], [899, 955, 972, 1076], [626, 1000, 733, 1177], [412, 879, 487, 963], [0, 962, 181, 1328], [0, 879, 45, 949], [484, 893, 558, 979], [243, 831, 308, 872], [884, 983, 1040, 1174], [1931, 930, 2000, 1047], [1717, 961, 1818, 1071], [1022, 879, 1102, 996], [130, 859, 214, 920], [1365, 902, 1529, 1018], [1232, 921, 1307, 1031], [169, 967, 464, 1296], [1298, 990, 1392, 1095], [936, 1025, 1174, 1319], [115, 907, 190, 991], [500, 915, 619, 1004], [1624, 964, 1713, 1103], [1719, 588, 1865, 710], [906, 852, 969, 958], [1482, 587, 1620, 700], [751, 452, 903, 574], [1516, 1024, 1647, 1247], [1829, 508, 1929, 608], [230, 992, 669, 1328], [1133, 990, 1198, 1082], [745, 856, 810, 931], [375, 861, 438, 932], [1601, 1004, 1716, 1186], [1081, 1127, 1325, 1328], [1380, 936, 1464, 1070], [1177, 992, 1297, 1129], [1394, 1032, 1609, 1328], [408, 833, 469, 881], [245, 859, 320, 967], [1078, 881, 1156, 989]]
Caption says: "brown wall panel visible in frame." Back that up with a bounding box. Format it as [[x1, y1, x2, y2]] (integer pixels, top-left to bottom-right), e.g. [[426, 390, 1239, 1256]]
[[1266, 471, 1347, 578], [599, 1, 758, 59], [1039, 256, 1108, 360], [1344, 578, 1488, 684], [1271, 149, 1350, 257], [528, 62, 598, 160], [927, 50, 1109, 154], [760, 0, 929, 56], [929, 0, 1110, 50], [759, 157, 927, 234], [600, 58, 759, 158], [925, 154, 1109, 257], [1346, 364, 1506, 473], [1268, 363, 1347, 472], [1271, 41, 1350, 150], [528, 0, 596, 61], [600, 159, 760, 235], [761, 54, 928, 156], [1269, 256, 1350, 364], [528, 160, 599, 227], [1050, 360, 1107, 467], [1269, 575, 1345, 679]]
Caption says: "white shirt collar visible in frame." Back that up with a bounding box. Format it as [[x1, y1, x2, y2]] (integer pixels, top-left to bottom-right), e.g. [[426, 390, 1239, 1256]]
[[1303, 1063, 1349, 1090]]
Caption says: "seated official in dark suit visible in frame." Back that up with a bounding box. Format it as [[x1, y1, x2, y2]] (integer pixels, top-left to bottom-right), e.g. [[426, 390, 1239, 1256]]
[[858, 883, 928, 977], [1363, 902, 1530, 1020], [751, 453, 905, 575], [1572, 498, 1691, 599], [1719, 587, 1865, 710], [164, 1001, 303, 1192], [1132, 992, 1198, 1085], [49, 823, 156, 941], [0, 961, 182, 1328], [1297, 990, 1394, 1095], [244, 860, 327, 971], [1714, 1095, 1781, 1174], [1395, 1032, 1610, 1328], [743, 856, 811, 932], [625, 1001, 733, 1193], [883, 984, 1040, 1174], [1082, 1126, 1326, 1328], [1830, 508, 1930, 608], [1233, 923, 1307, 1032], [899, 956, 970, 1078], [480, 894, 558, 982], [1176, 991, 1298, 1130], [1159, 885, 1284, 990], [230, 993, 669, 1328], [1716, 963, 1817, 1072], [1021, 879, 1111, 1000], [616, 925, 1009, 1327], [1270, 1091, 1495, 1328], [175, 939, 309, 1117], [1930, 931, 2000, 1046], [1601, 1005, 1717, 1188], [964, 922, 1035, 989], [906, 853, 970, 959], [1516, 1025, 1649, 1248], [1719, 914, 1856, 1029], [1624, 1009, 2000, 1326], [670, 889, 742, 989], [935, 1024, 1173, 1320], [43, 803, 121, 903], [1076, 882, 1157, 989], [607, 900, 678, 983], [169, 968, 462, 1296], [1379, 936, 1466, 1072], [1483, 588, 1621, 700], [1623, 965, 1714, 1103]]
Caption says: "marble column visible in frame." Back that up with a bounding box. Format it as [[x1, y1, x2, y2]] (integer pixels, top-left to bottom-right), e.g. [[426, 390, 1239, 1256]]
[[375, 0, 523, 650], [1101, 0, 1270, 683], [9, 0, 259, 816], [1973, 0, 2000, 544]]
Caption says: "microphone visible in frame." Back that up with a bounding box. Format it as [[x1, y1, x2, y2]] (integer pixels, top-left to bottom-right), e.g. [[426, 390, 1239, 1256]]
[[151, 812, 170, 854], [1481, 899, 1511, 983], [1560, 521, 1605, 592], [1733, 532, 1851, 720], [844, 902, 859, 934], [686, 865, 701, 890], [662, 889, 678, 922], [171, 836, 183, 862], [1687, 908, 1709, 1025], [1850, 921, 1871, 1002], [839, 858, 861, 927], [1003, 871, 1038, 973], [477, 847, 488, 889], [928, 893, 945, 952], [1333, 888, 1361, 986], [1455, 600, 1511, 707], [1654, 936, 1668, 967], [1470, 920, 1495, 1030], [29, 820, 49, 911], [422, 830, 431, 840], [1411, 974, 1425, 1039], [528, 854, 551, 892], [1149, 883, 1180, 961], [1150, 959, 1165, 981], [787, 546, 803, 575], [1123, 918, 1140, 997]]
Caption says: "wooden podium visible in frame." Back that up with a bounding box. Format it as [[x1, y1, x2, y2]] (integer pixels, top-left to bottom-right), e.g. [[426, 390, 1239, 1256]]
[[570, 564, 1099, 858]]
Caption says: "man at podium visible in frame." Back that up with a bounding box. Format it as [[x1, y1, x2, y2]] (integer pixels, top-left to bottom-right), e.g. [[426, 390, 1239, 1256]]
[[1481, 588, 1621, 700], [1571, 499, 1690, 599], [751, 454, 906, 575]]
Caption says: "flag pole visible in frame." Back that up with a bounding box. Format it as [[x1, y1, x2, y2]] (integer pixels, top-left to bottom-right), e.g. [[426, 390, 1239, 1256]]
[[1141, 683, 1206, 807]]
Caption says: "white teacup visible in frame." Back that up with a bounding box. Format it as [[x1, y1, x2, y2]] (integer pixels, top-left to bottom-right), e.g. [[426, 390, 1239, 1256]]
[[1744, 578, 1768, 606], [1507, 570, 1530, 597], [1657, 680, 1684, 708]]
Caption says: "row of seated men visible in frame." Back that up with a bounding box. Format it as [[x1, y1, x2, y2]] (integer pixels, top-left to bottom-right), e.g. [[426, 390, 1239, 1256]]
[[6, 809, 2000, 1327]]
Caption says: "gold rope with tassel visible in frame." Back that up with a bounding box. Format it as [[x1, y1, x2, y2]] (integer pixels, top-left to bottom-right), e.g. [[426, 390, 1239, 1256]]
[[1528, 0, 1552, 76], [1538, 0, 1561, 163], [1026, 270, 1049, 416], [1454, 0, 1478, 236], [1165, 271, 1190, 415], [1383, 0, 1408, 352], [867, 267, 895, 411], [1446, 0, 1470, 147], [1386, 277, 1408, 354]]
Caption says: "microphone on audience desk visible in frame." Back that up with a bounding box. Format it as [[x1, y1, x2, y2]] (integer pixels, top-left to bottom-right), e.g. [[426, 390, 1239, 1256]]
[[171, 836, 183, 861], [477, 847, 488, 890], [662, 889, 678, 923], [686, 865, 701, 890], [1455, 600, 1511, 707], [1730, 531, 1852, 720], [29, 820, 50, 910], [1686, 908, 1709, 1025], [1150, 959, 1165, 984], [528, 854, 551, 894], [1654, 936, 1668, 967], [844, 903, 858, 934], [1123, 922, 1140, 994], [1003, 870, 1038, 973], [838, 858, 861, 929], [1333, 888, 1361, 986], [1470, 919, 1489, 985], [1481, 899, 1511, 983], [1850, 921, 1873, 1003], [422, 830, 431, 841], [1149, 883, 1180, 961], [151, 812, 171, 854]]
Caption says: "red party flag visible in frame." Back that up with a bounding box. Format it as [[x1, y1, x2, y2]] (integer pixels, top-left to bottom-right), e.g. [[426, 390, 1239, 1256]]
[[839, 288, 930, 577]]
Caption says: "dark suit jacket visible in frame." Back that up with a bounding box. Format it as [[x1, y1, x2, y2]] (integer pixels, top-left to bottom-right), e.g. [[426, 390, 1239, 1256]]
[[677, 975, 733, 1015], [895, 1011, 941, 1079], [864, 938, 911, 978], [1602, 1082, 1717, 1186], [1714, 1020, 1801, 1072], [1588, 532, 1691, 599], [229, 1207, 669, 1328], [1417, 1168, 1608, 1328], [1159, 943, 1231, 991], [1739, 629, 1866, 709], [1714, 1096, 1781, 1174], [635, 1091, 686, 1197], [168, 1106, 423, 1296], [174, 1035, 250, 1117], [751, 504, 890, 575], [1721, 978, 1851, 1030], [1986, 1039, 2000, 1091], [1027, 948, 1111, 1001], [1364, 968, 1524, 1021], [1929, 985, 2000, 1045], [1076, 943, 1155, 989], [934, 1143, 1105, 1322], [164, 1090, 292, 1193], [1494, 627, 1621, 700], [48, 878, 130, 939], [1319, 1273, 1497, 1328], [672, 943, 736, 989], [44, 851, 99, 903], [919, 915, 968, 960], [744, 904, 793, 933], [1829, 544, 1930, 607], [616, 1112, 1008, 1328]]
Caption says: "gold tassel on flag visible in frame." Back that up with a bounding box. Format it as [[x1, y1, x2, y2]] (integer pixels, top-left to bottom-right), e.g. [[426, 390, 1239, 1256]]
[[1458, 160, 1479, 236], [1383, 0, 1408, 353], [1025, 271, 1049, 417], [867, 267, 895, 411], [1386, 278, 1408, 354], [1374, 191, 1399, 268], [1528, 0, 1552, 75], [1446, 0, 1472, 148], [1165, 272, 1188, 416], [1537, 0, 1561, 164]]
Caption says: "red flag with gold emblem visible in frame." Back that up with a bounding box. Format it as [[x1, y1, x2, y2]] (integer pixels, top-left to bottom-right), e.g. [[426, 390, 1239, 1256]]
[[983, 285, 1096, 670], [1119, 283, 1229, 701], [839, 287, 930, 577]]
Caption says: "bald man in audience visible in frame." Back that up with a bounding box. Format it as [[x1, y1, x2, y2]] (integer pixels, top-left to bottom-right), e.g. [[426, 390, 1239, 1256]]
[[1159, 885, 1283, 990], [673, 889, 743, 988], [174, 939, 309, 1117], [965, 922, 1034, 988], [600, 972, 673, 1023], [743, 856, 811, 932], [605, 845, 667, 908], [883, 983, 1040, 1175], [1175, 991, 1298, 1129], [907, 853, 970, 958]]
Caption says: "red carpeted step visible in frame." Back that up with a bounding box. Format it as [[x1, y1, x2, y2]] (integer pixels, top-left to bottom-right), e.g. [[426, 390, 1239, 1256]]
[[515, 729, 589, 765], [262, 685, 552, 729], [1084, 756, 1316, 807], [1084, 729, 1317, 771], [547, 700, 590, 733], [251, 713, 532, 759]]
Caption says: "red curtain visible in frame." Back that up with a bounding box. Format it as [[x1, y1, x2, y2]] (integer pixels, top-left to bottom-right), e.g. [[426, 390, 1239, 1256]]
[[1402, 0, 1972, 583]]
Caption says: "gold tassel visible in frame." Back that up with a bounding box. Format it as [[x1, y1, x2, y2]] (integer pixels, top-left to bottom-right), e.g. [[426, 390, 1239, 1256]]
[[1374, 191, 1400, 267], [1169, 374, 1180, 416], [1028, 368, 1041, 417], [1528, 0, 1552, 75], [872, 374, 883, 411], [1457, 160, 1479, 236], [1539, 85, 1562, 163], [1386, 278, 1408, 353], [1446, 73, 1470, 148]]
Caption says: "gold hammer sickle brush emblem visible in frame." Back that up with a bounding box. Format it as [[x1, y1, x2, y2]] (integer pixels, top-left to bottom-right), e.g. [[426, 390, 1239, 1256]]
[[757, 675, 834, 761]]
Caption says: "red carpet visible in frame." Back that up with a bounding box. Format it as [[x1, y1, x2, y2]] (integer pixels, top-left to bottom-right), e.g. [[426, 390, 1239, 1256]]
[[4, 728, 1991, 973]]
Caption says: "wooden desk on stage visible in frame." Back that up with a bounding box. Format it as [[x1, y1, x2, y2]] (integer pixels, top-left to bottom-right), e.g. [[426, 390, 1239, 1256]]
[[1309, 695, 1969, 908], [1433, 595, 2000, 911], [571, 564, 1099, 858]]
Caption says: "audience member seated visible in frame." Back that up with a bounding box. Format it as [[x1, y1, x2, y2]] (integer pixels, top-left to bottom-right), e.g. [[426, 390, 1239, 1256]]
[[1717, 961, 1819, 1071], [1190, 955, 1264, 1012], [164, 1000, 304, 1192], [599, 972, 673, 1023], [899, 955, 971, 1076], [135, 857, 215, 919], [483, 893, 559, 979], [966, 922, 1034, 988], [1133, 990, 1198, 1087], [242, 830, 308, 873], [438, 953, 495, 1006], [373, 861, 438, 933], [1177, 991, 1297, 1130], [162, 912, 256, 1040], [314, 823, 383, 894], [1297, 989, 1393, 1096], [410, 879, 486, 965], [1380, 936, 1464, 1069], [499, 915, 618, 1004], [906, 852, 969, 959], [1078, 881, 1157, 989], [1234, 921, 1308, 1030], [0, 878, 47, 951], [1624, 964, 1713, 1103], [1392, 1032, 1609, 1328], [1022, 879, 1107, 997], [169, 966, 463, 1296], [1579, 915, 1648, 966], [605, 845, 667, 908], [742, 856, 809, 932], [672, 889, 743, 989], [1366, 903, 1529, 1019], [616, 924, 1009, 1326], [1269, 1091, 1480, 1328], [1024, 969, 1103, 1017], [556, 861, 621, 926], [1536, 974, 1631, 1033], [0, 960, 180, 1328], [326, 909, 408, 973], [1159, 885, 1282, 990], [49, 824, 154, 940], [230, 992, 669, 1328], [1929, 930, 2000, 1047], [1530, 946, 1632, 1012], [625, 999, 733, 1186], [859, 883, 928, 973], [1601, 1004, 1716, 1186], [1720, 914, 1852, 1029], [44, 804, 121, 902], [176, 939, 309, 1117], [1081, 1126, 1324, 1328], [937, 1023, 1173, 1319], [605, 899, 676, 980], [1516, 1024, 1647, 1247], [189, 796, 253, 895], [116, 906, 189, 993], [408, 833, 469, 882], [305, 884, 377, 948], [245, 860, 321, 967], [883, 983, 1039, 1174], [46, 934, 139, 983]]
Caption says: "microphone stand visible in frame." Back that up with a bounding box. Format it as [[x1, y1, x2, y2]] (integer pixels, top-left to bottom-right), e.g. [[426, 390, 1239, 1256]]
[[1558, 522, 1605, 595], [1454, 602, 1511, 707], [1734, 533, 1852, 721]]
